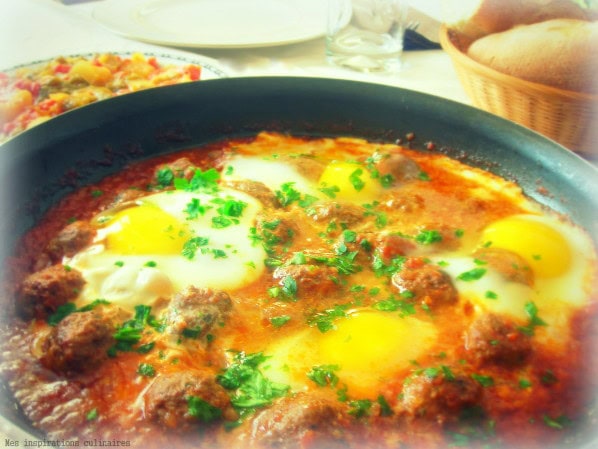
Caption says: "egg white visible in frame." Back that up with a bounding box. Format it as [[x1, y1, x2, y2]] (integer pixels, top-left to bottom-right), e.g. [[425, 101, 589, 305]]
[[66, 188, 267, 310], [262, 309, 438, 398]]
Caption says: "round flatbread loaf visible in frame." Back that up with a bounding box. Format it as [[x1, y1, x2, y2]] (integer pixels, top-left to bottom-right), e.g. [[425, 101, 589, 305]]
[[466, 18, 598, 93], [444, 0, 594, 44]]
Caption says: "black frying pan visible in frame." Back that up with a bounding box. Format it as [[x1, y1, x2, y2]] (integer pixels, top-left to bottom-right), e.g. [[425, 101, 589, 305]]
[[0, 77, 596, 445]]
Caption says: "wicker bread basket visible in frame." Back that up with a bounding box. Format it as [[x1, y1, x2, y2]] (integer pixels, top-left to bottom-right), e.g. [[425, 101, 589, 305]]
[[439, 24, 598, 157]]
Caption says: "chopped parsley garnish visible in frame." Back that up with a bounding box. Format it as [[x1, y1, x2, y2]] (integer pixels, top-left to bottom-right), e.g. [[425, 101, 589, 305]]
[[457, 268, 487, 282], [174, 167, 220, 193], [308, 304, 351, 333], [144, 260, 157, 267], [184, 197, 211, 219], [155, 167, 174, 187], [342, 229, 357, 243], [275, 182, 302, 207], [187, 396, 222, 423], [182, 236, 210, 259], [519, 301, 547, 336], [471, 373, 495, 387], [348, 399, 372, 418], [349, 168, 366, 192], [108, 305, 164, 356], [372, 296, 416, 317], [270, 315, 291, 328], [540, 370, 558, 386], [212, 215, 234, 228], [363, 203, 388, 229], [519, 379, 532, 389], [418, 171, 431, 181], [137, 363, 156, 377], [485, 290, 498, 300], [414, 229, 443, 245], [217, 351, 289, 423], [86, 408, 99, 421], [307, 365, 340, 387], [281, 275, 298, 299], [319, 184, 340, 198], [372, 255, 406, 277], [47, 299, 111, 326], [182, 327, 203, 339], [543, 414, 572, 430], [91, 189, 103, 198], [377, 395, 393, 416], [310, 251, 361, 276], [216, 198, 247, 218]]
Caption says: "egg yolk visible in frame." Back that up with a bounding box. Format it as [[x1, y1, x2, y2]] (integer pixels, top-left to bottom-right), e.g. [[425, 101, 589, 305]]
[[481, 216, 571, 278], [103, 205, 190, 255], [318, 310, 437, 396], [319, 161, 381, 203]]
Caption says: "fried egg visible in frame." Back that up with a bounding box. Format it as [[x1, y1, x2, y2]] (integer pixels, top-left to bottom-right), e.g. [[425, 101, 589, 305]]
[[435, 213, 596, 346], [263, 309, 437, 398], [66, 188, 267, 310], [222, 156, 384, 205], [222, 156, 320, 198]]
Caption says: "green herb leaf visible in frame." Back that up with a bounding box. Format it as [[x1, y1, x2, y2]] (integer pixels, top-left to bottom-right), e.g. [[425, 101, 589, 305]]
[[217, 351, 289, 422], [377, 395, 393, 416], [182, 236, 210, 259], [414, 229, 443, 245], [187, 396, 223, 423], [349, 168, 365, 192], [348, 399, 372, 418], [471, 373, 495, 387], [308, 304, 350, 333], [137, 363, 156, 377], [270, 315, 291, 328], [543, 414, 572, 430], [307, 365, 340, 387], [457, 268, 487, 282], [155, 168, 174, 187]]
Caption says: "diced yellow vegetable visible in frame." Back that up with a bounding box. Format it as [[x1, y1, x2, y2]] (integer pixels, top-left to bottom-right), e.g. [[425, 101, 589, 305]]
[[0, 89, 33, 123], [71, 61, 113, 86]]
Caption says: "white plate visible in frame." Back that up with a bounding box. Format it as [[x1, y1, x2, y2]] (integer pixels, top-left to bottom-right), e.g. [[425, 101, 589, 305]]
[[92, 0, 327, 48], [1, 49, 228, 79]]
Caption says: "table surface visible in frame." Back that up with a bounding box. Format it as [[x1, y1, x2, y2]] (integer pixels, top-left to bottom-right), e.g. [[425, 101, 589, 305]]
[[0, 0, 470, 106]]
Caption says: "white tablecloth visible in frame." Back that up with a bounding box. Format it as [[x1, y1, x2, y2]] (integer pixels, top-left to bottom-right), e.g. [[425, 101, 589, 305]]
[[0, 0, 470, 105]]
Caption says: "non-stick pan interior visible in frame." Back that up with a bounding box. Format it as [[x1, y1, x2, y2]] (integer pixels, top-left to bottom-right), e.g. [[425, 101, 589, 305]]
[[0, 76, 596, 445]]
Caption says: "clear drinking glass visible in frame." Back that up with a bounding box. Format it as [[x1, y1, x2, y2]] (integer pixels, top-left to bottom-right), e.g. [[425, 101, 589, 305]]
[[326, 0, 409, 73]]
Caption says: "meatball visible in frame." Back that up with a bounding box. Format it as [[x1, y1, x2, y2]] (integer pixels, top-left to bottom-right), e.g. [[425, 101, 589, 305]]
[[391, 258, 457, 308], [309, 202, 365, 227], [46, 220, 96, 260], [223, 180, 279, 208], [472, 247, 534, 286], [373, 232, 416, 261], [155, 157, 197, 183], [18, 264, 85, 319], [283, 155, 327, 181], [372, 152, 421, 184], [145, 371, 236, 430], [401, 372, 482, 425], [109, 188, 146, 208], [40, 311, 113, 374], [247, 393, 349, 449], [166, 286, 233, 339], [465, 314, 532, 367], [273, 264, 340, 299], [255, 212, 298, 245]]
